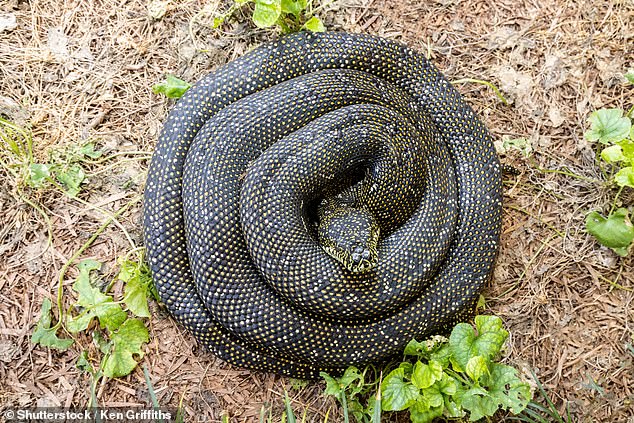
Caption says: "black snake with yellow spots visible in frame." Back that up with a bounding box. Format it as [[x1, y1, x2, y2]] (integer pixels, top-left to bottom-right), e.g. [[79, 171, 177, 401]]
[[143, 32, 501, 379]]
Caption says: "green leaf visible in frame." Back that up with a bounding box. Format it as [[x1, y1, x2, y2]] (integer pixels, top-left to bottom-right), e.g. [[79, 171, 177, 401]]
[[212, 16, 225, 28], [398, 361, 414, 377], [617, 138, 634, 162], [601, 144, 626, 163], [443, 397, 464, 419], [281, 0, 306, 17], [101, 318, 149, 377], [410, 401, 442, 423], [338, 366, 363, 388], [31, 298, 74, 350], [449, 315, 508, 372], [28, 163, 51, 188], [482, 363, 531, 415], [429, 342, 452, 368], [421, 383, 443, 409], [586, 208, 634, 256], [93, 331, 111, 354], [321, 372, 343, 396], [404, 335, 448, 359], [302, 16, 325, 32], [152, 74, 192, 99], [412, 360, 443, 389], [614, 166, 634, 188], [404, 339, 427, 357], [252, 0, 282, 28], [466, 355, 489, 382], [56, 163, 85, 197], [79, 143, 102, 159], [495, 136, 532, 158], [119, 261, 153, 318], [320, 366, 362, 398], [584, 108, 631, 144], [76, 350, 94, 374], [436, 373, 457, 396], [283, 391, 296, 423], [456, 386, 495, 421], [625, 70, 634, 84], [381, 367, 420, 411], [67, 259, 127, 332]]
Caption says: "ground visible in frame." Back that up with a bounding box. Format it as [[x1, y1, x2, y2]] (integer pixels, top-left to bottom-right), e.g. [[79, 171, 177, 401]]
[[0, 0, 633, 422]]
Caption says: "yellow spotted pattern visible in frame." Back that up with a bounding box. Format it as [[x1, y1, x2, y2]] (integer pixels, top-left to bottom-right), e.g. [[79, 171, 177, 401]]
[[143, 32, 502, 379]]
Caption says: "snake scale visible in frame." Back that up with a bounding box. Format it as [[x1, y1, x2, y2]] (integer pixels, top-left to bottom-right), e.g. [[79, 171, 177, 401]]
[[143, 32, 502, 379]]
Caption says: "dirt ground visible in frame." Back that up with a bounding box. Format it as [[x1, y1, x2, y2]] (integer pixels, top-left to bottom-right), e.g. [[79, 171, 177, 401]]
[[1, 0, 633, 422]]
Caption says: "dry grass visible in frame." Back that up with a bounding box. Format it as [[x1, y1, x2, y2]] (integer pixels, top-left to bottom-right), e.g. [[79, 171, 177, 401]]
[[1, 0, 633, 422]]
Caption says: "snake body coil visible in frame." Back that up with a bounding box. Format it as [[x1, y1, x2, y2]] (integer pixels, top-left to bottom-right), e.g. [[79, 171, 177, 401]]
[[143, 32, 502, 379]]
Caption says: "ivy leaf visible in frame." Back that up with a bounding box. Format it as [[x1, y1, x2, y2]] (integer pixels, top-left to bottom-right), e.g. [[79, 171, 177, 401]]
[[614, 166, 634, 188], [584, 108, 631, 144], [31, 298, 74, 350], [56, 163, 85, 197], [465, 355, 489, 382], [449, 315, 508, 372], [302, 16, 325, 32], [67, 259, 127, 332], [281, 0, 306, 17], [152, 75, 191, 99], [412, 360, 443, 389], [28, 163, 51, 188], [101, 318, 149, 378], [253, 0, 282, 28], [119, 260, 153, 318], [381, 367, 420, 411], [482, 363, 531, 415], [586, 208, 634, 256]]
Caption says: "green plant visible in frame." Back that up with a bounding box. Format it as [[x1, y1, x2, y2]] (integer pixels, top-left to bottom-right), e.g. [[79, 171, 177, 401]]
[[322, 316, 531, 422], [511, 371, 573, 423], [152, 75, 192, 99], [27, 142, 102, 197], [321, 367, 381, 423], [32, 253, 155, 379], [213, 0, 326, 33], [584, 103, 634, 256]]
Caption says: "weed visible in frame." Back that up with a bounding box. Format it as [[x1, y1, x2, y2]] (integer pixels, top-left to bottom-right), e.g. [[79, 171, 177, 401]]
[[212, 0, 327, 34], [152, 75, 192, 99], [510, 371, 573, 423], [584, 79, 634, 256], [322, 316, 531, 422], [32, 250, 154, 379]]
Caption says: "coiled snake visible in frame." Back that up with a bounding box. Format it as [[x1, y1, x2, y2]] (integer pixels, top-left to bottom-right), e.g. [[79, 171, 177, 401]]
[[143, 32, 502, 379]]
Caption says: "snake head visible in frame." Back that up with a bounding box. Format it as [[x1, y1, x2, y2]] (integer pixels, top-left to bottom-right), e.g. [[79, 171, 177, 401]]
[[317, 202, 380, 273]]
